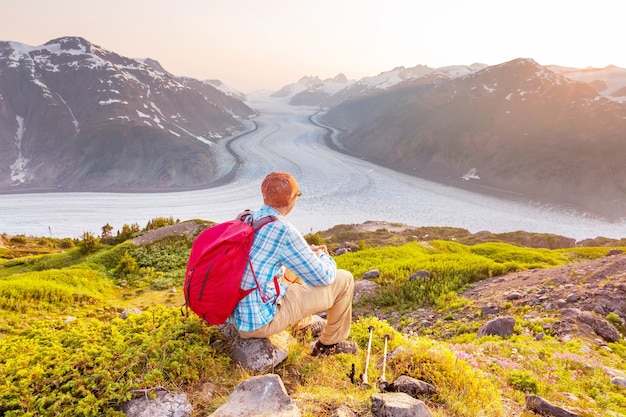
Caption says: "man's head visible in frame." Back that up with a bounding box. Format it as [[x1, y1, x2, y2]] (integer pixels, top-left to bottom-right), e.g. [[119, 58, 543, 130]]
[[261, 172, 301, 212]]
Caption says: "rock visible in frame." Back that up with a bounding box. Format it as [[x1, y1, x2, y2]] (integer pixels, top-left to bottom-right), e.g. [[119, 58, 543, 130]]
[[122, 391, 192, 417], [119, 308, 142, 319], [525, 394, 579, 417], [353, 279, 379, 303], [505, 291, 523, 301], [370, 392, 432, 417], [566, 293, 579, 303], [409, 270, 430, 280], [362, 270, 380, 279], [480, 305, 500, 316], [612, 377, 626, 388], [332, 405, 357, 417], [477, 316, 516, 338], [210, 374, 300, 417], [544, 302, 557, 311], [334, 247, 349, 256], [577, 311, 620, 343], [385, 375, 437, 398], [218, 324, 293, 372]]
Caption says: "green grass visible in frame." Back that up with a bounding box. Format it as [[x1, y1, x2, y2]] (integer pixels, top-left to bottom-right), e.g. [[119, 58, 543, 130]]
[[0, 227, 624, 416]]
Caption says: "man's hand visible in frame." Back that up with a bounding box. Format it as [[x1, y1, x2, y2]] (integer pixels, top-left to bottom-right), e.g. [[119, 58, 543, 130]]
[[311, 244, 329, 256]]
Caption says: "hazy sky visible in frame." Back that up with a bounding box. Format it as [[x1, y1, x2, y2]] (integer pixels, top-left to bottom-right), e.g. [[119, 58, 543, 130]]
[[1, 0, 623, 93]]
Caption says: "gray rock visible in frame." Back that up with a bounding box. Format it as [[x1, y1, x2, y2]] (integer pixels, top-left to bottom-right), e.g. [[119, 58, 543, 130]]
[[577, 311, 620, 343], [210, 374, 301, 417], [409, 270, 430, 280], [362, 270, 380, 279], [477, 316, 516, 338], [334, 247, 349, 256], [122, 391, 192, 417], [218, 324, 293, 373], [353, 279, 380, 303], [388, 375, 437, 398], [480, 305, 500, 316], [505, 291, 522, 301], [525, 394, 579, 417], [119, 308, 142, 319], [544, 302, 557, 311], [371, 392, 432, 417], [612, 377, 626, 388], [332, 405, 357, 417]]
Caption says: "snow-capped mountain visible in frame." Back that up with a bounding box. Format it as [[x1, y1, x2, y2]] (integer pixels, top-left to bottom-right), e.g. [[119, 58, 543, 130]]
[[276, 61, 626, 110], [0, 37, 255, 193], [549, 64, 626, 102], [321, 58, 626, 220], [271, 73, 354, 105]]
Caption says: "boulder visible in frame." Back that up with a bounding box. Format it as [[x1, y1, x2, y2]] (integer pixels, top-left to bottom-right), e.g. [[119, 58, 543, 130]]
[[122, 391, 192, 417], [370, 392, 432, 417], [383, 375, 437, 398], [354, 279, 380, 303], [210, 374, 300, 417], [577, 311, 620, 343], [525, 394, 579, 417], [218, 324, 294, 372], [409, 270, 430, 280], [362, 270, 380, 279], [477, 316, 516, 338]]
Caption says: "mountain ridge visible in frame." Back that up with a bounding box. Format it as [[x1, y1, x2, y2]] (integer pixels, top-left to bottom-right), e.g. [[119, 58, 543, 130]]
[[318, 58, 626, 220], [0, 36, 255, 193]]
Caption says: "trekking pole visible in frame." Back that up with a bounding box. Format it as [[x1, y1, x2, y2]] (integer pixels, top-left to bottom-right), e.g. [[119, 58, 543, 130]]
[[378, 334, 393, 392], [361, 325, 374, 387], [381, 334, 389, 382]]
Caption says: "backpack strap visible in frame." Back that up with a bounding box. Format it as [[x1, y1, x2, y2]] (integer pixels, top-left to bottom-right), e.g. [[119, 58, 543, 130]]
[[252, 215, 277, 231], [239, 212, 280, 304]]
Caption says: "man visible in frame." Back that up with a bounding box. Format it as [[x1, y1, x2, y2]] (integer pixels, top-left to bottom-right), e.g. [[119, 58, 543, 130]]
[[231, 171, 357, 356]]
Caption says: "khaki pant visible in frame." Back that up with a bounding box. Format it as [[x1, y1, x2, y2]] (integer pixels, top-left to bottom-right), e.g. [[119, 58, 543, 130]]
[[238, 269, 354, 345]]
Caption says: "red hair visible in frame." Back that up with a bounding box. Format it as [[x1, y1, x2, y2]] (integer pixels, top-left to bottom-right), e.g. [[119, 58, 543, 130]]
[[261, 172, 299, 208]]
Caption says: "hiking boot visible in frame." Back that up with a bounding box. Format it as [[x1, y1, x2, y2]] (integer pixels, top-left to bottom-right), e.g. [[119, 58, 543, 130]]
[[293, 315, 326, 340], [311, 340, 358, 356]]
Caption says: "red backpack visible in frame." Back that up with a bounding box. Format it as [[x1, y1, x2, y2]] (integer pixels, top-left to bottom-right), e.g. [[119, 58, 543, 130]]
[[184, 211, 277, 325]]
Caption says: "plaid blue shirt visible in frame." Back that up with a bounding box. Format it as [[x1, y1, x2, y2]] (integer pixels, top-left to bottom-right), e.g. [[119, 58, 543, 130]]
[[230, 205, 337, 331]]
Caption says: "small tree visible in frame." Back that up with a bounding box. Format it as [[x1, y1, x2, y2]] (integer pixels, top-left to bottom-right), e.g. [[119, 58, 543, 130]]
[[79, 231, 98, 254], [116, 223, 141, 242], [114, 250, 139, 277], [101, 223, 114, 239]]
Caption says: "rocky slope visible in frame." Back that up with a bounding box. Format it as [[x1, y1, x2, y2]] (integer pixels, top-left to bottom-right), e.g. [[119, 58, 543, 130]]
[[401, 250, 626, 343]]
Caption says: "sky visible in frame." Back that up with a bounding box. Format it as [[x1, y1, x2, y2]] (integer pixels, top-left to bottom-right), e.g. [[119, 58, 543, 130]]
[[1, 0, 623, 93]]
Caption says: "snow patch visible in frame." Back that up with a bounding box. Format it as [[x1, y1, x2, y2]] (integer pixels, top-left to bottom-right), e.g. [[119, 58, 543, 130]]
[[10, 116, 32, 184], [462, 168, 480, 181], [100, 99, 128, 105]]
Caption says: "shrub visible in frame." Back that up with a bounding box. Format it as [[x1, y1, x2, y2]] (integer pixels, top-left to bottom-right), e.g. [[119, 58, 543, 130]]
[[508, 370, 539, 393], [304, 232, 324, 246], [9, 235, 27, 244]]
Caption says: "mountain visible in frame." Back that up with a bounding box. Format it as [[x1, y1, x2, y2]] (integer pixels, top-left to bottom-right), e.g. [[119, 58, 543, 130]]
[[320, 58, 626, 220], [271, 73, 354, 106], [549, 64, 626, 100], [272, 64, 488, 108], [0, 36, 255, 193]]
